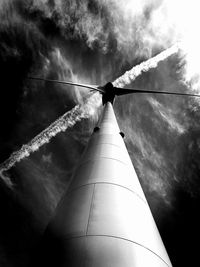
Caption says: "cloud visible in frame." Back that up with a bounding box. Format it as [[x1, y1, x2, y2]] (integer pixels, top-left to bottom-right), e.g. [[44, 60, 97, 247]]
[[16, 0, 174, 61], [149, 97, 185, 134]]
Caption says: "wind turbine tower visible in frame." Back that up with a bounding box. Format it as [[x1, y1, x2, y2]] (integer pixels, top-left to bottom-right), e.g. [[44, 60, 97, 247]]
[[38, 82, 173, 267]]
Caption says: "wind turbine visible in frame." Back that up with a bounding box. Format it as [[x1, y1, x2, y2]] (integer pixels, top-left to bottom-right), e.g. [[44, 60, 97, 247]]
[[29, 77, 200, 267]]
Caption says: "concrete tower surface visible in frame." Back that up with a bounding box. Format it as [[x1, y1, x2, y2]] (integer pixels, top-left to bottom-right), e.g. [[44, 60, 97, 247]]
[[41, 101, 172, 267]]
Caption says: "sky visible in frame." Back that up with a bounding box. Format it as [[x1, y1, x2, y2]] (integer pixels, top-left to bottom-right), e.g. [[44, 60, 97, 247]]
[[1, 0, 200, 266]]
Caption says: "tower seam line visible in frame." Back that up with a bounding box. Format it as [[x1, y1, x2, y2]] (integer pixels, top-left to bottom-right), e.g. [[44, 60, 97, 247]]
[[86, 184, 95, 235], [67, 182, 146, 204], [61, 234, 171, 267]]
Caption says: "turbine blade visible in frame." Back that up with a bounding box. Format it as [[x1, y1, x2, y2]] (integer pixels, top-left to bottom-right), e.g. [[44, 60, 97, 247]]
[[115, 87, 200, 98], [28, 76, 105, 93]]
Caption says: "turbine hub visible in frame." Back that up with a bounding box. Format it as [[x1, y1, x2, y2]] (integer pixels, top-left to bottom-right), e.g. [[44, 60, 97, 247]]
[[102, 82, 115, 105]]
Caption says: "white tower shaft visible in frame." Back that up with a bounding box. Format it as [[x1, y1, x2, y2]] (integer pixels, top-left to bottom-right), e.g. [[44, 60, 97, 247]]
[[46, 102, 172, 267]]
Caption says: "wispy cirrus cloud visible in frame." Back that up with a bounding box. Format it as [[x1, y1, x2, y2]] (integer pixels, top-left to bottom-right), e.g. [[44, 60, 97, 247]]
[[149, 97, 185, 134]]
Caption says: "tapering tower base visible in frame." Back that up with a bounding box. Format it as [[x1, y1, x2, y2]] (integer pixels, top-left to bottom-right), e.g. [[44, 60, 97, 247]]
[[38, 102, 172, 267]]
